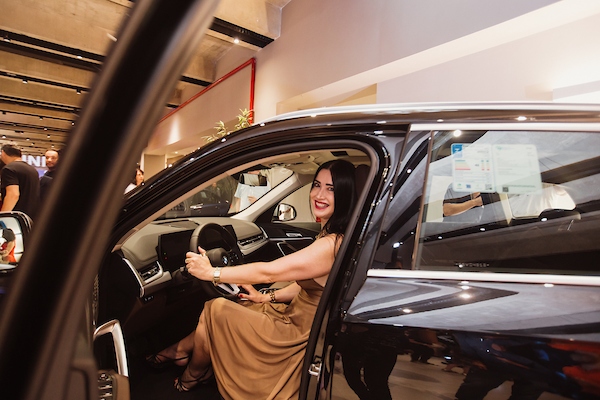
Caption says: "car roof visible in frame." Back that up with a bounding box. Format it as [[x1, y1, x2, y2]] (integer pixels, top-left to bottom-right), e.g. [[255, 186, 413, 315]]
[[259, 101, 600, 125]]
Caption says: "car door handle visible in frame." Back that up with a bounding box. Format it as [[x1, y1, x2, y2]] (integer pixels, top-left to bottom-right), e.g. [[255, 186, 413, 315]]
[[94, 319, 129, 377]]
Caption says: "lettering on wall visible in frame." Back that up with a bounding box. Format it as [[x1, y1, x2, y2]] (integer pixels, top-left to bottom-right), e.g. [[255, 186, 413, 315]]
[[22, 155, 47, 168], [21, 155, 47, 177]]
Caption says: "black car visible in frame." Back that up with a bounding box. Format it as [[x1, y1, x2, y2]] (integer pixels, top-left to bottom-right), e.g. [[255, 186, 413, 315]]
[[1, 1, 600, 400]]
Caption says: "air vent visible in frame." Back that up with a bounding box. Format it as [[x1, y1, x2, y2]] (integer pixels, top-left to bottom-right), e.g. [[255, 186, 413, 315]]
[[238, 233, 265, 247], [140, 262, 161, 281]]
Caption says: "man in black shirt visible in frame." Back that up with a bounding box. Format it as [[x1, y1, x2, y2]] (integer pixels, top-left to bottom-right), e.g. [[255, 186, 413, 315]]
[[0, 144, 40, 220], [39, 149, 60, 202]]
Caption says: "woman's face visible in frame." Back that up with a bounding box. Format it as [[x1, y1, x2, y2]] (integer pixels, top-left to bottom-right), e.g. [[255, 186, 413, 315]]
[[310, 168, 335, 225], [135, 170, 144, 185]]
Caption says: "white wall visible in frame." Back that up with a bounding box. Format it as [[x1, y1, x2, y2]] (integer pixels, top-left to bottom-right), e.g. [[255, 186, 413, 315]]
[[147, 0, 600, 165], [252, 0, 600, 121]]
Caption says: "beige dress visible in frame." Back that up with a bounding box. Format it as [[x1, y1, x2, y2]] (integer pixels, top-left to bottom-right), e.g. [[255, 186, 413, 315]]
[[203, 278, 324, 400]]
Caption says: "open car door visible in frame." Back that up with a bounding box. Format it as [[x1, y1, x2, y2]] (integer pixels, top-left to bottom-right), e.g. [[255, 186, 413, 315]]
[[0, 1, 221, 399]]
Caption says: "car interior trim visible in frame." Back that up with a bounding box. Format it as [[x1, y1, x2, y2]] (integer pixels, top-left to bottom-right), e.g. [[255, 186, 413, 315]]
[[93, 319, 129, 377], [121, 257, 171, 298]]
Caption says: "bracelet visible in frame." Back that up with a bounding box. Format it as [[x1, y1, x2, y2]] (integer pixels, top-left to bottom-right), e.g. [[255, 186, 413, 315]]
[[269, 290, 276, 303], [212, 267, 222, 286]]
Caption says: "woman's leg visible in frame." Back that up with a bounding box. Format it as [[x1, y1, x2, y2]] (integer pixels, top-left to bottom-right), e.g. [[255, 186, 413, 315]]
[[175, 310, 214, 391], [186, 310, 212, 376]]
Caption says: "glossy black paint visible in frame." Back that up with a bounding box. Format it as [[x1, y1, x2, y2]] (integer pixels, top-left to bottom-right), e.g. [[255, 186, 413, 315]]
[[331, 321, 600, 399]]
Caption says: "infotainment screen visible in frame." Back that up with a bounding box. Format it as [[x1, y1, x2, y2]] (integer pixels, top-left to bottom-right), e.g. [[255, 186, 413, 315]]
[[157, 230, 194, 272]]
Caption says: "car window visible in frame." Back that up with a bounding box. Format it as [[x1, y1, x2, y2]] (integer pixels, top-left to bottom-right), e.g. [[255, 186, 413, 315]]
[[157, 166, 293, 219], [415, 130, 600, 274]]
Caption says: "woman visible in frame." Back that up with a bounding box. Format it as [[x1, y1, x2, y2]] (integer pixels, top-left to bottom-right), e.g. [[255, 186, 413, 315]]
[[148, 159, 357, 398], [125, 167, 144, 193]]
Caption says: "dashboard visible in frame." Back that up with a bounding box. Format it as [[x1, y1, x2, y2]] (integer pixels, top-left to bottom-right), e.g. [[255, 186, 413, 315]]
[[119, 217, 268, 297]]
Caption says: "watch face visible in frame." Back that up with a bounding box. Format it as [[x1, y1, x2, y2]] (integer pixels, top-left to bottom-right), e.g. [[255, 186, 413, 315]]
[[222, 255, 229, 266]]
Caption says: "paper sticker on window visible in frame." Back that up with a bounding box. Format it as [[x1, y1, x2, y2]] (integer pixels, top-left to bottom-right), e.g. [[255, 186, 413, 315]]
[[492, 144, 542, 194], [451, 143, 494, 193]]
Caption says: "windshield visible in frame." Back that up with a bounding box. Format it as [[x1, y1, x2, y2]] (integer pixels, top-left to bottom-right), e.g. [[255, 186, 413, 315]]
[[157, 166, 293, 219]]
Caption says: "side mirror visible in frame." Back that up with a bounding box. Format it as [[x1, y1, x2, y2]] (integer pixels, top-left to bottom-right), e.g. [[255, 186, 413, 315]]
[[0, 212, 32, 272], [274, 203, 297, 222]]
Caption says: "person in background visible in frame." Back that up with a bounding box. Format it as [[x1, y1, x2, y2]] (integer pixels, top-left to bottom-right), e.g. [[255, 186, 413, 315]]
[[40, 148, 60, 203], [0, 228, 17, 264], [0, 144, 40, 220], [125, 167, 144, 193]]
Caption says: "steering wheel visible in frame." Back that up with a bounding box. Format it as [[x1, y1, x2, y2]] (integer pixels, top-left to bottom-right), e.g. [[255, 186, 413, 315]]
[[188, 223, 244, 299]]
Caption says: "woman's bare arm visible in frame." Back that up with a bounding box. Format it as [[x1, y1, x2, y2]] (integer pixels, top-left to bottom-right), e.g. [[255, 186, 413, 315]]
[[185, 234, 339, 287]]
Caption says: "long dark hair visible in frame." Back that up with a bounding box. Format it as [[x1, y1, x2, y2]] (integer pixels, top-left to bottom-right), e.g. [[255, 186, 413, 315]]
[[313, 159, 357, 238]]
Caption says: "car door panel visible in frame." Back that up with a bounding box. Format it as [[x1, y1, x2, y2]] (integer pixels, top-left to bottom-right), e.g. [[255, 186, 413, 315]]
[[308, 126, 600, 399]]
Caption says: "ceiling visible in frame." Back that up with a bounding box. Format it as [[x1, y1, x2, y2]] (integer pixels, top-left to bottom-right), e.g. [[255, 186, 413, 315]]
[[0, 0, 290, 157]]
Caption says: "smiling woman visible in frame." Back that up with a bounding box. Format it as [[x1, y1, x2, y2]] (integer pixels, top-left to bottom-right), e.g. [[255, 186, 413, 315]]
[[145, 159, 358, 398]]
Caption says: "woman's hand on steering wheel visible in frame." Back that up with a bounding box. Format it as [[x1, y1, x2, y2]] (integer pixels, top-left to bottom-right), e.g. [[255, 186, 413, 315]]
[[185, 246, 213, 281]]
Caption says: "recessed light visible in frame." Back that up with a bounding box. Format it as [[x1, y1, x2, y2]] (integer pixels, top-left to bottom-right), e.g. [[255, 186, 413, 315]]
[[233, 38, 240, 44]]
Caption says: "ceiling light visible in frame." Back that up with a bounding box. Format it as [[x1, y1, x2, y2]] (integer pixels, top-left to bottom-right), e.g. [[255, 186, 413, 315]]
[[39, 116, 43, 120], [453, 129, 462, 137], [77, 55, 82, 59], [76, 89, 81, 95], [47, 135, 50, 138], [1, 135, 5, 139], [22, 79, 27, 84], [3, 37, 10, 42], [233, 38, 240, 44], [516, 116, 527, 121], [44, 127, 48, 130]]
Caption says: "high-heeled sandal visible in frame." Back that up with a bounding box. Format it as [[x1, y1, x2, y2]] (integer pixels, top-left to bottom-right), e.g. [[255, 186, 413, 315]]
[[174, 366, 214, 392], [145, 353, 190, 369]]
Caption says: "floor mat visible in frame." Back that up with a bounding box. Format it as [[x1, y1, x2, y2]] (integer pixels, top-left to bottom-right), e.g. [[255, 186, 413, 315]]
[[129, 355, 222, 400]]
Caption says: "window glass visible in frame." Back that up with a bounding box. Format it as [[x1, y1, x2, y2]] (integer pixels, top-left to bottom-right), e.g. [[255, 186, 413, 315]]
[[416, 130, 600, 274], [157, 166, 293, 219]]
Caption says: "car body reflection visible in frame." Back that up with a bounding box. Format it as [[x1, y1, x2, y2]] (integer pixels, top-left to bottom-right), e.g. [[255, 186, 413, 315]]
[[336, 277, 600, 399]]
